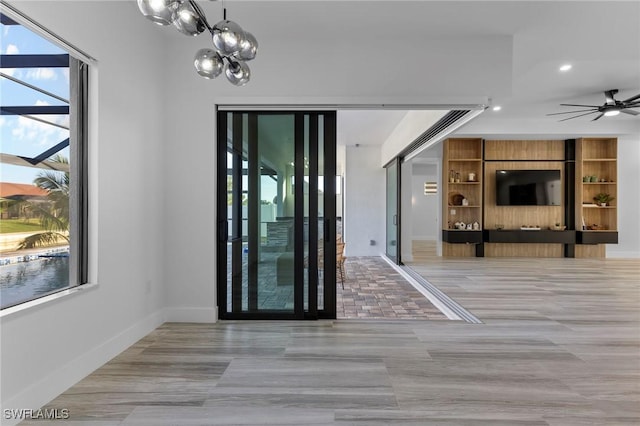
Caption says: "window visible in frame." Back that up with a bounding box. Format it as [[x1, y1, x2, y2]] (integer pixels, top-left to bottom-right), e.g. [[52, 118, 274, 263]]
[[0, 10, 88, 310]]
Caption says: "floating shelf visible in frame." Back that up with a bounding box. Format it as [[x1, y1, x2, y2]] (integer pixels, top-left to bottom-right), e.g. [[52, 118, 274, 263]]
[[484, 230, 576, 244]]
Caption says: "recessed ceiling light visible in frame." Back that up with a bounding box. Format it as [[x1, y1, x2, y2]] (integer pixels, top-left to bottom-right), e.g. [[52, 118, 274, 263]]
[[492, 106, 502, 111], [559, 64, 572, 72]]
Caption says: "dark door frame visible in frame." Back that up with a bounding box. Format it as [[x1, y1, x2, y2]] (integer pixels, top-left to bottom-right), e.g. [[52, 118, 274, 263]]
[[216, 110, 337, 320]]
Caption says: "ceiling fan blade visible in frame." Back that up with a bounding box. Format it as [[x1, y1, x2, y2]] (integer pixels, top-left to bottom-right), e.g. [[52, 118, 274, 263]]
[[622, 93, 640, 103], [560, 103, 601, 108], [558, 111, 598, 122], [547, 109, 598, 116], [604, 90, 618, 105], [591, 113, 605, 121], [620, 109, 640, 116]]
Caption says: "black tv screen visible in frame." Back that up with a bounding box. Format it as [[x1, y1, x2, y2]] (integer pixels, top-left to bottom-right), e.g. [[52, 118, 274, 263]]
[[496, 170, 561, 206]]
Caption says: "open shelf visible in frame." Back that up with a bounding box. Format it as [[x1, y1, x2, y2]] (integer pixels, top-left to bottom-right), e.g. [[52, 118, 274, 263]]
[[576, 138, 617, 238]]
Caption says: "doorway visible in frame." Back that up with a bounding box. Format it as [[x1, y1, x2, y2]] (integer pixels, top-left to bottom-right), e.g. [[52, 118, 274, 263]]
[[217, 111, 337, 319]]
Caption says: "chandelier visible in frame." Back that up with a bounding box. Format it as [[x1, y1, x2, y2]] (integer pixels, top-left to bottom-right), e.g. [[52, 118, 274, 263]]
[[137, 0, 258, 86]]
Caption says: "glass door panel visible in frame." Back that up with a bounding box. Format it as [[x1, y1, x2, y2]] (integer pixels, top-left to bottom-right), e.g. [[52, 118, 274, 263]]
[[218, 111, 336, 319], [386, 158, 400, 263]]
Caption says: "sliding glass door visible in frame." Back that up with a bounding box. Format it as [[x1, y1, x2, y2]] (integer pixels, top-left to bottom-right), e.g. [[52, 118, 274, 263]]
[[217, 111, 336, 319], [385, 158, 401, 263]]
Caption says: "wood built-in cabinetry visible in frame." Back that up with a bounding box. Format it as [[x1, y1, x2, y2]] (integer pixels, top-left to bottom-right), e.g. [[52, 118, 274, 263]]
[[442, 138, 483, 256], [575, 137, 618, 250], [441, 137, 618, 258]]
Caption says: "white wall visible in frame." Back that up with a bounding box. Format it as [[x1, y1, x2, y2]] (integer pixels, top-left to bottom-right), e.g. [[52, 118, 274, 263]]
[[344, 146, 385, 256], [411, 164, 439, 240], [1, 1, 167, 420], [610, 135, 640, 258]]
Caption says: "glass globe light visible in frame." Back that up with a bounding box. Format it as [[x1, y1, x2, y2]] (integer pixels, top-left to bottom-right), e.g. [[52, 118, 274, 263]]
[[137, 0, 179, 25], [236, 31, 258, 61], [194, 48, 224, 79], [172, 2, 206, 36], [225, 60, 250, 86], [213, 20, 245, 55]]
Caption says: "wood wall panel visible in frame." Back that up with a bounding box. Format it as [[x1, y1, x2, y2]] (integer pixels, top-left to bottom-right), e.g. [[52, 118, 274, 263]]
[[442, 242, 476, 257], [484, 161, 565, 231], [575, 244, 606, 258], [485, 243, 563, 258], [484, 140, 565, 161]]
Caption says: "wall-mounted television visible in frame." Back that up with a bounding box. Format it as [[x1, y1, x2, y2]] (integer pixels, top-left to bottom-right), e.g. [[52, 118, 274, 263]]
[[496, 170, 561, 206]]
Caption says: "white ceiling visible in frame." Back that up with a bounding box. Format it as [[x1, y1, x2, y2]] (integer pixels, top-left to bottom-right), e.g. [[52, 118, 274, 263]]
[[201, 1, 640, 144]]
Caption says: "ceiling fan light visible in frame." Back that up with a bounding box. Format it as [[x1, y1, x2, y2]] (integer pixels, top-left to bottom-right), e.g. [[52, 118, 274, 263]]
[[137, 0, 179, 25], [604, 110, 620, 117], [172, 1, 206, 36]]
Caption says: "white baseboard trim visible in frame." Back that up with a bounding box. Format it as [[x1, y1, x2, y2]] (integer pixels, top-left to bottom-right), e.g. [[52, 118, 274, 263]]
[[606, 249, 640, 259], [1, 310, 164, 426], [164, 306, 218, 323]]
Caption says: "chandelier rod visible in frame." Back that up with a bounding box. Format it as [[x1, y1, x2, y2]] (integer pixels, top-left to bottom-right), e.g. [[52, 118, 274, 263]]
[[188, 0, 214, 34]]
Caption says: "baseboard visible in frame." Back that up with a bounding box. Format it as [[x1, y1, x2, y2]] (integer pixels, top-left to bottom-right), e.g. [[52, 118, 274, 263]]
[[1, 310, 164, 426], [164, 306, 218, 323], [606, 249, 640, 259]]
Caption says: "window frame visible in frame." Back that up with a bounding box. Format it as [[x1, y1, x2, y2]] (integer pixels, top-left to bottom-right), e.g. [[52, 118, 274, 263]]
[[0, 4, 91, 310]]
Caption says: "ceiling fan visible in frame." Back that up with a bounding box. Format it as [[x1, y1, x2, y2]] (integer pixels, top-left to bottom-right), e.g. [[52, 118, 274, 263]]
[[548, 89, 640, 121]]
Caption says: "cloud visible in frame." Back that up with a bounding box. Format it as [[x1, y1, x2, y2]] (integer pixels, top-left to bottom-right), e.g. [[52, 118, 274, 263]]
[[10, 100, 69, 149], [26, 68, 58, 81], [5, 44, 19, 54]]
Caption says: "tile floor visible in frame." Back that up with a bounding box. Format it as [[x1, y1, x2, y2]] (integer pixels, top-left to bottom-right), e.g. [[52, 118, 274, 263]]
[[337, 257, 446, 320]]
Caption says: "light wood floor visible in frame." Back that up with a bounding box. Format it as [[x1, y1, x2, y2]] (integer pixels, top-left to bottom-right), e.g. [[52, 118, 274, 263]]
[[411, 239, 438, 262], [24, 257, 640, 425]]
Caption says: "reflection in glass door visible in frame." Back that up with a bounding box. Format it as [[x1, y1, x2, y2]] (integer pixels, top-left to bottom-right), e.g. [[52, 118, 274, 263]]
[[385, 158, 400, 263], [217, 111, 336, 319]]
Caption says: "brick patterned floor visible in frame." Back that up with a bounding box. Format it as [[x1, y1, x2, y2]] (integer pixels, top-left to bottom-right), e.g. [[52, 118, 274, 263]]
[[336, 256, 448, 320]]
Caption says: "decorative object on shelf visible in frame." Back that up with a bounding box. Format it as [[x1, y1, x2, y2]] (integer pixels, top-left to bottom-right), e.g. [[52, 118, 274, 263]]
[[473, 221, 480, 230], [495, 224, 504, 230], [462, 198, 469, 206], [552, 223, 566, 231], [449, 170, 456, 183], [136, 0, 258, 86], [466, 223, 473, 230], [587, 224, 605, 230], [449, 192, 465, 206], [467, 172, 476, 182], [455, 172, 461, 183], [593, 192, 614, 207], [590, 175, 598, 182], [520, 226, 541, 230], [583, 176, 589, 182], [455, 222, 467, 230]]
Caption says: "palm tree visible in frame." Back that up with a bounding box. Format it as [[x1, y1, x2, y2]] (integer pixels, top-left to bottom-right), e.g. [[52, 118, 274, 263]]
[[17, 155, 70, 249]]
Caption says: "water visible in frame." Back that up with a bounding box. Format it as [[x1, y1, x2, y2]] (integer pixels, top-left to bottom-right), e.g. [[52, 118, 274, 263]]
[[0, 257, 70, 309]]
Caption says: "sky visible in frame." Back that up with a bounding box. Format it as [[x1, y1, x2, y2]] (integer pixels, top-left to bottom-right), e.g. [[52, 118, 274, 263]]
[[0, 18, 70, 185]]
